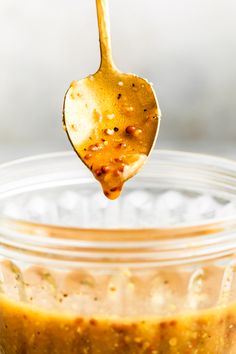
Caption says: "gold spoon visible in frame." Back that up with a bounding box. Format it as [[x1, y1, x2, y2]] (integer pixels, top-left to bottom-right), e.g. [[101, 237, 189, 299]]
[[63, 0, 161, 200]]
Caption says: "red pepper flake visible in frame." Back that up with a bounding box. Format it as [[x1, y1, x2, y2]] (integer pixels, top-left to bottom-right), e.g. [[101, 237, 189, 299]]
[[101, 139, 108, 146], [160, 322, 166, 329], [118, 165, 124, 173], [114, 170, 122, 177], [89, 144, 98, 151], [170, 320, 177, 327], [117, 93, 122, 99], [126, 126, 137, 135], [95, 169, 102, 176], [101, 165, 110, 174], [90, 319, 97, 326], [117, 142, 127, 149], [110, 187, 121, 192], [114, 127, 119, 132], [84, 153, 92, 160], [126, 126, 142, 136], [114, 157, 123, 163]]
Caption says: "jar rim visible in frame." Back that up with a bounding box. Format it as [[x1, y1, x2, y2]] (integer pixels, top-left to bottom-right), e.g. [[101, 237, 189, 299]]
[[1, 149, 236, 231]]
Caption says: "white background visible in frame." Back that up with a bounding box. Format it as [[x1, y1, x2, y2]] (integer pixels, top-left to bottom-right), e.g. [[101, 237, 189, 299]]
[[0, 0, 236, 161]]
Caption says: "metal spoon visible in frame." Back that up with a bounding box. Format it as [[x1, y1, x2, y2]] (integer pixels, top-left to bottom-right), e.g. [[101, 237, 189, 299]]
[[63, 0, 161, 200]]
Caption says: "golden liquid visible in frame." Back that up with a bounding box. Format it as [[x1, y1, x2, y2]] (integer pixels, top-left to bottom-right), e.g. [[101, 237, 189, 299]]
[[1, 293, 236, 353]]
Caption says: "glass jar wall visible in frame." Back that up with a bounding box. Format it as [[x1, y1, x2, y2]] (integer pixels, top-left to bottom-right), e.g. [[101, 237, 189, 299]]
[[1, 151, 236, 353]]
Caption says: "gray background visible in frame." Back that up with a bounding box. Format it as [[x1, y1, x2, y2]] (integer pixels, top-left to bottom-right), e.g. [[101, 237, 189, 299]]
[[0, 0, 236, 161]]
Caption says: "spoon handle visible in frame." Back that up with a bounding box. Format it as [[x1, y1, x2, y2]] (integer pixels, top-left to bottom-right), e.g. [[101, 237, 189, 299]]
[[96, 0, 113, 69]]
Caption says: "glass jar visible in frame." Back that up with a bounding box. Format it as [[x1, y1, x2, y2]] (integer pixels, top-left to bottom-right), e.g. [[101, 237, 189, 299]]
[[0, 150, 236, 354]]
